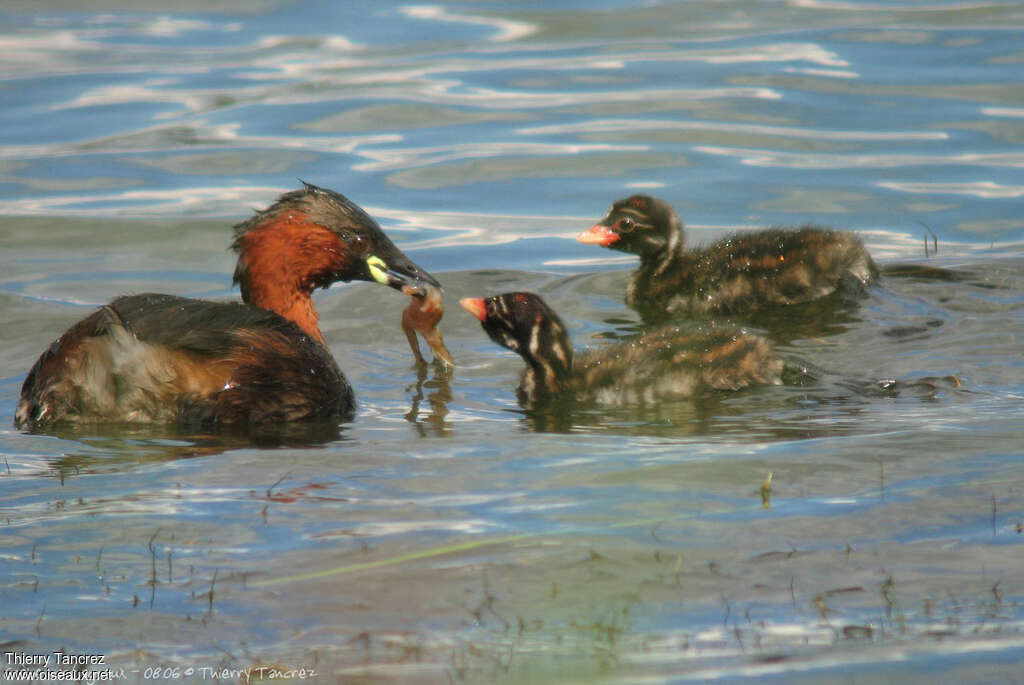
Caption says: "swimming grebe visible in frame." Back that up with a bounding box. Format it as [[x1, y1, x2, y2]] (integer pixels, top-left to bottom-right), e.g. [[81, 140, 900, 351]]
[[577, 195, 877, 317], [460, 292, 782, 407], [15, 183, 439, 428]]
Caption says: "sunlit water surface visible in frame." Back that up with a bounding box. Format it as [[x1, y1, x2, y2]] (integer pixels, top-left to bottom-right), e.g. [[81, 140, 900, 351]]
[[1, 1, 1023, 682]]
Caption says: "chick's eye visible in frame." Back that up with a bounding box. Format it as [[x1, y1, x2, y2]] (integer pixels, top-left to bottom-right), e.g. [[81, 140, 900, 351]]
[[617, 217, 635, 233]]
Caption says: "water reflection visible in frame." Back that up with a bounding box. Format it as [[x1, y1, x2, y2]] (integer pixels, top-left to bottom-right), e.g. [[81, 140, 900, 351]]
[[404, 362, 454, 437], [521, 391, 744, 436], [837, 374, 967, 401], [29, 419, 346, 477]]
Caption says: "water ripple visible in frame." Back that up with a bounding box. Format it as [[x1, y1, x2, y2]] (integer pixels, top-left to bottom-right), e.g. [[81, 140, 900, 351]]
[[520, 118, 947, 141], [695, 145, 1024, 169], [400, 5, 539, 42]]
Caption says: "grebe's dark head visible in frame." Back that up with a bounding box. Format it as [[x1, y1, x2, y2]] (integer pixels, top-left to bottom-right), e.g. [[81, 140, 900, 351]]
[[232, 183, 439, 301], [577, 194, 683, 259], [460, 292, 572, 396]]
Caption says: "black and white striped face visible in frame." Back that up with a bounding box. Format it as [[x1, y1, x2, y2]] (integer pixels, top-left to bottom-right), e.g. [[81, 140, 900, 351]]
[[481, 293, 529, 353], [461, 292, 573, 384], [579, 195, 682, 258]]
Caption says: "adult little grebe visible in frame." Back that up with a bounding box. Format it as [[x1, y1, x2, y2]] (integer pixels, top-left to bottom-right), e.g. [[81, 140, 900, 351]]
[[578, 195, 877, 317], [460, 292, 782, 407], [15, 183, 439, 428]]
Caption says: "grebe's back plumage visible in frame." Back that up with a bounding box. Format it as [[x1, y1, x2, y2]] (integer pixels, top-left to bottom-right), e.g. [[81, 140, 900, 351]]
[[461, 292, 782, 407], [16, 184, 438, 429], [16, 294, 349, 426], [578, 195, 877, 317]]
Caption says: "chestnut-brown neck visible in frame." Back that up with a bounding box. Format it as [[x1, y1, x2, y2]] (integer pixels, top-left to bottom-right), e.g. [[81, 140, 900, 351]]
[[233, 211, 350, 346]]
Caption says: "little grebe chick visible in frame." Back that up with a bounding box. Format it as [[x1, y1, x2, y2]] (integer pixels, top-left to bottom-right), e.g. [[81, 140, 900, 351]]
[[578, 195, 877, 317], [460, 292, 782, 407], [16, 183, 439, 428]]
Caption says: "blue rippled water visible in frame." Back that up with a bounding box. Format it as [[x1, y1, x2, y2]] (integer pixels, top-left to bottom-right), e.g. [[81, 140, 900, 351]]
[[1, 1, 1023, 682]]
